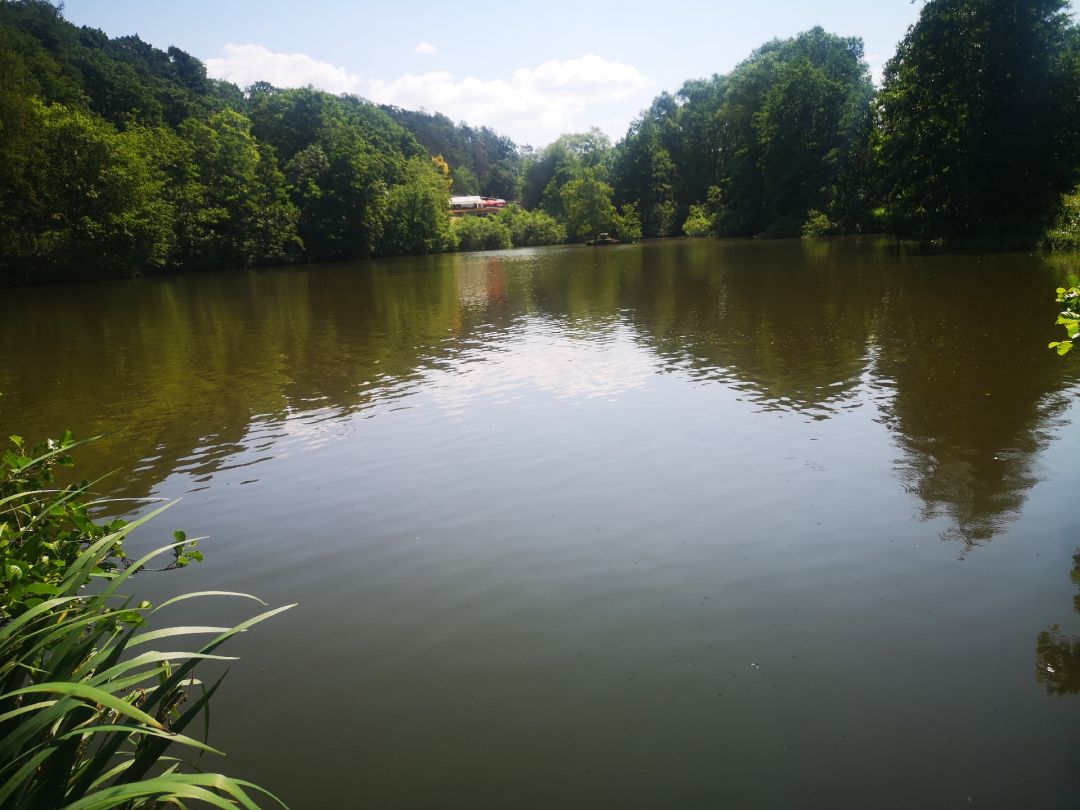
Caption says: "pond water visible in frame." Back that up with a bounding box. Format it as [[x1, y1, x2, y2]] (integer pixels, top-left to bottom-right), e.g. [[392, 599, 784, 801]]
[[2, 238, 1080, 808]]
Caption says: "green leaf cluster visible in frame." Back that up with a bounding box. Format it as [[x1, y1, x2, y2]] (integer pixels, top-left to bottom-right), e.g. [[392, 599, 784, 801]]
[[1049, 277, 1080, 355], [1044, 189, 1080, 250], [1, 432, 128, 618], [801, 209, 842, 238], [682, 204, 714, 238]]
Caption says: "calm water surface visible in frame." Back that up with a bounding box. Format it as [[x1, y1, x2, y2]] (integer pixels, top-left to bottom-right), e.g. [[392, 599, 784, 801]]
[[3, 238, 1080, 808]]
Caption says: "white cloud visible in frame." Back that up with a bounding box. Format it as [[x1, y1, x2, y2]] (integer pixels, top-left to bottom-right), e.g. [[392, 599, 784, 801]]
[[204, 45, 652, 147], [414, 41, 438, 54], [205, 44, 364, 95], [367, 54, 651, 146]]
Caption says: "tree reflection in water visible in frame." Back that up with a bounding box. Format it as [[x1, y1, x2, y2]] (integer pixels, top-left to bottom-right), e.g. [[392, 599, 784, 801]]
[[1035, 550, 1080, 696]]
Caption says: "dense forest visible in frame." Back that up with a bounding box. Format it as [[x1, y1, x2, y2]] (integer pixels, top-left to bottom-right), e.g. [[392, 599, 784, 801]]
[[2, 0, 1080, 283]]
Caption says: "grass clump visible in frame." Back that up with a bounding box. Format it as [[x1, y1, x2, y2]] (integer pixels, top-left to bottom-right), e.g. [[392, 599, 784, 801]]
[[0, 433, 292, 808]]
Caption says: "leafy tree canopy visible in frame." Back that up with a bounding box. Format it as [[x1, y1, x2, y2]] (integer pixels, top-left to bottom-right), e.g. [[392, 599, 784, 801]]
[[876, 0, 1080, 242]]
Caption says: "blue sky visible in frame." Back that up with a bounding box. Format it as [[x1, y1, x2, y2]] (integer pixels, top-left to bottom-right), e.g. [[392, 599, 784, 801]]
[[61, 1, 924, 147]]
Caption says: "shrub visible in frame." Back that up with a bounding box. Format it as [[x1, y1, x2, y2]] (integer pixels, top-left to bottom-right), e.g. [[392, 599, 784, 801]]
[[1045, 191, 1080, 251], [495, 205, 566, 247], [682, 203, 714, 237], [802, 209, 841, 238], [451, 215, 512, 251]]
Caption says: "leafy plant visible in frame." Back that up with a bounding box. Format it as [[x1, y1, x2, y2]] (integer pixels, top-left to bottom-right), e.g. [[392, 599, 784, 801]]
[[802, 209, 841, 238], [2, 432, 125, 620], [1048, 276, 1080, 356], [0, 434, 293, 808], [1, 433, 200, 620], [1044, 189, 1080, 251]]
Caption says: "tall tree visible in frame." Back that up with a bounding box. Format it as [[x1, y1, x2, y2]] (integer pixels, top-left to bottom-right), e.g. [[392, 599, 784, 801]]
[[875, 0, 1080, 242], [633, 27, 874, 238], [522, 129, 612, 211], [380, 156, 454, 255], [614, 95, 679, 238], [16, 101, 174, 280], [178, 110, 298, 268], [558, 167, 617, 241]]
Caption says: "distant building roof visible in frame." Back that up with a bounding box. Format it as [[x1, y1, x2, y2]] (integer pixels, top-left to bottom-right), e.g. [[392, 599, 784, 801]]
[[450, 196, 484, 204]]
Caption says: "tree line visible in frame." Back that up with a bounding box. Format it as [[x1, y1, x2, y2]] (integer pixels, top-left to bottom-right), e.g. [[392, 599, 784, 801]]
[[2, 0, 1080, 284], [0, 0, 467, 282], [594, 0, 1080, 246]]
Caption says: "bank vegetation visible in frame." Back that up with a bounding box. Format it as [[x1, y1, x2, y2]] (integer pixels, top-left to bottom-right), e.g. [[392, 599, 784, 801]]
[[3, 0, 1080, 284]]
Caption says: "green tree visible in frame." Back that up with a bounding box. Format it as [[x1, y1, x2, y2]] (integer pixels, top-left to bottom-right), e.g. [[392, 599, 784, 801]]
[[611, 202, 643, 242], [71, 46, 165, 126], [451, 165, 481, 195], [0, 30, 47, 271], [11, 101, 174, 281], [731, 28, 872, 236], [522, 129, 612, 212], [178, 110, 299, 268], [613, 98, 678, 238], [626, 27, 873, 239], [283, 136, 389, 260], [875, 0, 1080, 243], [379, 106, 523, 199], [558, 167, 617, 241], [380, 156, 455, 255], [248, 86, 418, 259], [132, 123, 213, 272], [671, 76, 728, 216], [0, 1, 90, 110], [756, 57, 851, 235]]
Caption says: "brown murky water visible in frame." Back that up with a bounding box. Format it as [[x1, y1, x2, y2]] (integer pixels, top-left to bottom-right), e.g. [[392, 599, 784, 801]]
[[2, 238, 1079, 808]]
